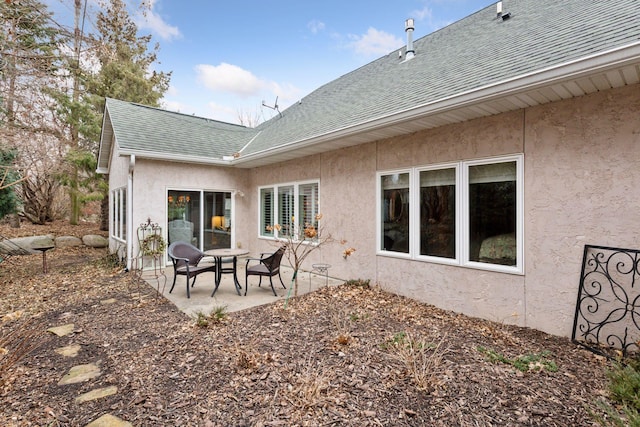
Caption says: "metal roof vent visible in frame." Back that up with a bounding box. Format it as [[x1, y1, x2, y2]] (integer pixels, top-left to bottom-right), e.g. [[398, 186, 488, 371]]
[[405, 18, 415, 60], [496, 1, 511, 20]]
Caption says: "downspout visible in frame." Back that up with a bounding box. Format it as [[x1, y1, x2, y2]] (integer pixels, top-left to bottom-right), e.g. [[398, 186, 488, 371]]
[[126, 154, 135, 271]]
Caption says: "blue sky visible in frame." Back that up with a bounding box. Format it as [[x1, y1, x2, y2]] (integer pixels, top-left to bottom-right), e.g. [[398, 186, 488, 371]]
[[45, 0, 493, 124]]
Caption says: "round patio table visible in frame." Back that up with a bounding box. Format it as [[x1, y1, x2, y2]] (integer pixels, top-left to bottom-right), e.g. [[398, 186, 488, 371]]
[[204, 248, 249, 296]]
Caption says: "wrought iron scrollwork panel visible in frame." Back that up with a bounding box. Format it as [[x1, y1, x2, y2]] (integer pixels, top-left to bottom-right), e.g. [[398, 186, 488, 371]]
[[572, 245, 640, 357]]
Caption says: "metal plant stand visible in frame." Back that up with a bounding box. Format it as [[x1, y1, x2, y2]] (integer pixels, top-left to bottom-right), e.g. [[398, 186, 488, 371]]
[[309, 263, 331, 291], [134, 218, 167, 297]]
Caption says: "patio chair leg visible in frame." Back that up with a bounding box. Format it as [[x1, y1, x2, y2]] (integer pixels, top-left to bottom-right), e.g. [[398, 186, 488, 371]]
[[169, 274, 177, 294], [269, 277, 277, 296], [186, 276, 192, 299], [279, 273, 286, 289]]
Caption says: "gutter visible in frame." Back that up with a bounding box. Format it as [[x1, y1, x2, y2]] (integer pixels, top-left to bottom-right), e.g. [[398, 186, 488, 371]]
[[117, 149, 235, 166], [234, 40, 640, 165]]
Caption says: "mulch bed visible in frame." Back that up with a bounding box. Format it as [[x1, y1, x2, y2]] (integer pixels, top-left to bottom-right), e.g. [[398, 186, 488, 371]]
[[0, 221, 619, 426]]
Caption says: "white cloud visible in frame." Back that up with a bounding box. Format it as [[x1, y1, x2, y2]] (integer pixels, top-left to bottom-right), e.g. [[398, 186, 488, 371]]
[[195, 63, 267, 97], [347, 27, 403, 57], [193, 63, 303, 123], [205, 101, 238, 123], [411, 6, 434, 21], [267, 81, 303, 108], [307, 19, 325, 34], [137, 0, 181, 41], [166, 85, 179, 96], [160, 99, 188, 114], [411, 5, 454, 32]]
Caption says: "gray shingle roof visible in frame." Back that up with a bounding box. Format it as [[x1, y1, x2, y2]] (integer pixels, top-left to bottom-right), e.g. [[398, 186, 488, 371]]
[[105, 98, 254, 158], [244, 0, 640, 156], [100, 0, 640, 169]]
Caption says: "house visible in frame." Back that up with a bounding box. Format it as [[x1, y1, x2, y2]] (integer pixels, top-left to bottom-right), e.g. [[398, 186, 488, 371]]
[[97, 0, 640, 337]]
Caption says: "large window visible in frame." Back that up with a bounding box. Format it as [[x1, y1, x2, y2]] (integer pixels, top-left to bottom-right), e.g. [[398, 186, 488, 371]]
[[259, 181, 319, 239], [378, 155, 523, 273], [111, 187, 126, 241]]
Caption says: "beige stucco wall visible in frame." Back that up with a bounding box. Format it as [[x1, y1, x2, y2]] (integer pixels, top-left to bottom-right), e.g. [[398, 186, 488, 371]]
[[106, 139, 130, 257], [108, 83, 639, 337], [245, 84, 640, 337], [523, 84, 640, 336], [374, 110, 527, 326], [131, 159, 251, 253], [250, 143, 378, 281]]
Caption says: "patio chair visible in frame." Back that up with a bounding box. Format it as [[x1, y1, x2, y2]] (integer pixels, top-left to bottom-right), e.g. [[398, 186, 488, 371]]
[[245, 246, 287, 296], [167, 241, 216, 298]]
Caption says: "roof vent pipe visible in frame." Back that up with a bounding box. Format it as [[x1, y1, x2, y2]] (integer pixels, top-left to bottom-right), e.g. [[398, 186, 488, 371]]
[[496, 1, 503, 18], [405, 18, 415, 60]]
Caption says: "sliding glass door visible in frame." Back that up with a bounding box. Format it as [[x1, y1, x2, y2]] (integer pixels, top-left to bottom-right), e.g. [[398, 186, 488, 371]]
[[167, 190, 232, 251]]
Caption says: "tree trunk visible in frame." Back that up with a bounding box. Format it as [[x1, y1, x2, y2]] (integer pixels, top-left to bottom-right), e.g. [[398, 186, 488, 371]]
[[100, 193, 109, 231], [8, 213, 20, 229]]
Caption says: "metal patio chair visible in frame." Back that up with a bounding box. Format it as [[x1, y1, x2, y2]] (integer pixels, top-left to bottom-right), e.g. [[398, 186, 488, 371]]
[[167, 241, 216, 298], [245, 246, 287, 296]]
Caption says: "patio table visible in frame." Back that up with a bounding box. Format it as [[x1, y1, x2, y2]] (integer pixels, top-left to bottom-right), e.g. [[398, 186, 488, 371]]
[[204, 248, 249, 296]]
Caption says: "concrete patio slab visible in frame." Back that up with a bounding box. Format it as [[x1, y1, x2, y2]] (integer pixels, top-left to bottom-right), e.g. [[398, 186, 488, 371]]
[[140, 261, 343, 318]]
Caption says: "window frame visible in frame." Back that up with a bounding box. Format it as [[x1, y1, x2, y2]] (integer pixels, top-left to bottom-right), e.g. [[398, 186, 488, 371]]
[[377, 154, 524, 274], [376, 169, 412, 259], [110, 186, 126, 242], [166, 188, 234, 251], [258, 180, 320, 240], [413, 162, 461, 266]]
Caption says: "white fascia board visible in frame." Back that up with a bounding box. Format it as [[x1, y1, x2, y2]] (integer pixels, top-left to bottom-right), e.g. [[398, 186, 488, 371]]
[[234, 41, 640, 165], [117, 149, 232, 166], [96, 109, 113, 174]]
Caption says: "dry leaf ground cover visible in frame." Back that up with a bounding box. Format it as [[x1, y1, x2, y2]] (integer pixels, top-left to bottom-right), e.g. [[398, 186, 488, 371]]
[[0, 221, 617, 426]]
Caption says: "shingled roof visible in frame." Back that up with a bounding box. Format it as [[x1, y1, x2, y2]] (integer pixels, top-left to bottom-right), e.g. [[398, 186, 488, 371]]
[[98, 0, 640, 172]]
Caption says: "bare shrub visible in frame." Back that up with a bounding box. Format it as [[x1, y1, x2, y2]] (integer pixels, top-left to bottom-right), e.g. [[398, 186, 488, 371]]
[[285, 361, 334, 410], [382, 332, 450, 392], [0, 316, 49, 384]]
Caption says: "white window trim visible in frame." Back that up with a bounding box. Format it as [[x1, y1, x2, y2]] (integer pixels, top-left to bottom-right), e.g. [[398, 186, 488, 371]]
[[462, 155, 523, 274], [111, 186, 126, 243], [258, 179, 320, 241], [377, 154, 524, 275], [412, 162, 461, 266], [376, 169, 412, 260]]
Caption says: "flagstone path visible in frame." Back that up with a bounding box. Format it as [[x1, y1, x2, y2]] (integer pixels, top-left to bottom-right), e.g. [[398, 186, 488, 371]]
[[47, 299, 131, 427]]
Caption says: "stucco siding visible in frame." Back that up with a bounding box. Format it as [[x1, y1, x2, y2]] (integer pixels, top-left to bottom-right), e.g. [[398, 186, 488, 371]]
[[249, 143, 378, 282], [113, 83, 639, 338], [245, 84, 640, 337], [107, 140, 129, 255], [523, 84, 640, 336], [130, 159, 251, 260], [377, 110, 524, 169], [373, 110, 527, 328]]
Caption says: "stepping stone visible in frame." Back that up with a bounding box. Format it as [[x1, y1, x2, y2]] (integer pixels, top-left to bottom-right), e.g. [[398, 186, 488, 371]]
[[55, 344, 81, 358], [58, 363, 101, 385], [2, 310, 24, 322], [76, 386, 118, 403], [100, 298, 117, 305], [85, 413, 132, 427], [47, 324, 75, 337]]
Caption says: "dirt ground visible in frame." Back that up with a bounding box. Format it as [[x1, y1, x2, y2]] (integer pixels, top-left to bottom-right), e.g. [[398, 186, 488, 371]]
[[0, 220, 619, 426]]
